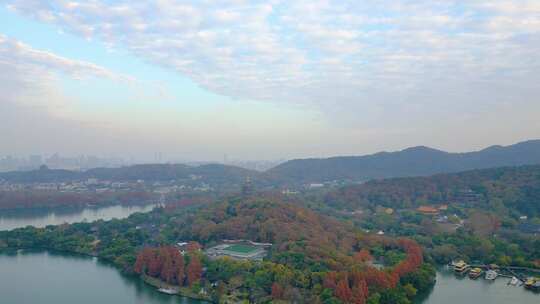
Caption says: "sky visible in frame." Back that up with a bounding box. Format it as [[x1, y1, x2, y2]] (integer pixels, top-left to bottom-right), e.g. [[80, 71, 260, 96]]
[[0, 0, 539, 162]]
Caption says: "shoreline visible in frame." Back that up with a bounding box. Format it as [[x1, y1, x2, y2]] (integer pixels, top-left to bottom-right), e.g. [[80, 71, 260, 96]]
[[0, 248, 212, 303], [0, 201, 157, 214], [140, 275, 212, 303], [2, 248, 537, 303]]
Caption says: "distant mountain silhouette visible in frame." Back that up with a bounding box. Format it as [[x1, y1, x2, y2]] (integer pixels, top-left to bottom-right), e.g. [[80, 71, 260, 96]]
[[0, 163, 258, 187], [266, 140, 540, 184], [3, 140, 540, 187]]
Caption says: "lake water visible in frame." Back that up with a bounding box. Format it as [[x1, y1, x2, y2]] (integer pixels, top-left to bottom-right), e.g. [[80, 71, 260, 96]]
[[0, 251, 205, 304], [418, 268, 539, 304], [1, 251, 537, 304], [0, 209, 537, 303], [0, 204, 158, 231]]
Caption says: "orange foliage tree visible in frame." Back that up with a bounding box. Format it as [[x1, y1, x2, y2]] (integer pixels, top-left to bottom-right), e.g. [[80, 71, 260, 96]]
[[187, 255, 202, 286], [271, 282, 284, 300], [323, 237, 424, 304], [134, 246, 187, 286]]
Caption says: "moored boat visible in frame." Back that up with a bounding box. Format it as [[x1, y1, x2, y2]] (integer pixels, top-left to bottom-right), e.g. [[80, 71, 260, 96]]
[[468, 268, 483, 279], [508, 276, 519, 286], [158, 288, 178, 295], [524, 277, 540, 291], [485, 269, 498, 280], [453, 260, 470, 275]]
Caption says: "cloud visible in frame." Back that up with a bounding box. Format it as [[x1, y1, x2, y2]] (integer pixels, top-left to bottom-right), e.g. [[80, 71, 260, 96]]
[[0, 34, 137, 144], [0, 33, 137, 124], [2, 0, 540, 111], [3, 0, 539, 115], [1, 0, 539, 153], [0, 34, 134, 83]]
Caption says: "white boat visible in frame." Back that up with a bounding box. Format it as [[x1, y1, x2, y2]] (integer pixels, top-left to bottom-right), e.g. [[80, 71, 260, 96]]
[[158, 288, 177, 295], [485, 270, 498, 280], [508, 276, 519, 286]]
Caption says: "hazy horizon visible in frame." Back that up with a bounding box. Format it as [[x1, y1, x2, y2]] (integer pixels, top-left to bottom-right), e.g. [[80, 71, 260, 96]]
[[2, 138, 539, 166], [2, 1, 539, 161]]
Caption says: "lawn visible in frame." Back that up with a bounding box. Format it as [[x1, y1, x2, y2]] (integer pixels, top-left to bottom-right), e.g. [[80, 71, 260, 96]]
[[225, 244, 258, 254]]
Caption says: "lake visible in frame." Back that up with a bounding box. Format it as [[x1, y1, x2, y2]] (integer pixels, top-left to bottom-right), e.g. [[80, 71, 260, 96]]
[[0, 250, 205, 304], [418, 268, 539, 304], [1, 251, 537, 304], [0, 204, 158, 231], [0, 208, 537, 303]]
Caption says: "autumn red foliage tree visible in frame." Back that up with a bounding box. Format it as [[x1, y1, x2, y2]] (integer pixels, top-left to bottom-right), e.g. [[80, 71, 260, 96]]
[[134, 247, 153, 274], [362, 267, 392, 289], [160, 251, 174, 283], [187, 255, 202, 286], [391, 239, 423, 280], [323, 271, 338, 290], [174, 251, 185, 287], [354, 249, 373, 263], [323, 237, 424, 303], [335, 278, 353, 303], [271, 282, 284, 300], [352, 279, 368, 304], [147, 251, 162, 277], [133, 246, 187, 286]]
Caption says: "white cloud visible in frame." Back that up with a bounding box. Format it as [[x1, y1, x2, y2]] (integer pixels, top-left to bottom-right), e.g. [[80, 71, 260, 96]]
[[2, 0, 540, 122], [0, 33, 136, 119], [0, 35, 133, 82]]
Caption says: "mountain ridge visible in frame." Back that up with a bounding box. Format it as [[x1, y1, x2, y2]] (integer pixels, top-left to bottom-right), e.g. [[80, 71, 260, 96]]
[[0, 163, 257, 186], [267, 139, 540, 184], [2, 139, 539, 186]]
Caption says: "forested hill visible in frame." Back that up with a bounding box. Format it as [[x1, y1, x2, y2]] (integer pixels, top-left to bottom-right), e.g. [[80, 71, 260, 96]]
[[324, 165, 540, 216], [267, 139, 540, 184], [3, 140, 540, 188], [0, 163, 259, 185]]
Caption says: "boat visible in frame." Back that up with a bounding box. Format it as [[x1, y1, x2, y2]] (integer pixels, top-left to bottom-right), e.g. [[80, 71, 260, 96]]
[[453, 260, 470, 275], [533, 281, 540, 291], [524, 277, 540, 291], [157, 288, 178, 295], [484, 270, 498, 280], [468, 268, 483, 279], [508, 276, 519, 286]]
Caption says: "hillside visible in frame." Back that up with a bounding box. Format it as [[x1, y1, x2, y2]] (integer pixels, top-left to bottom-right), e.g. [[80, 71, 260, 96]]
[[267, 140, 540, 184], [0, 163, 260, 185], [3, 140, 540, 189], [324, 165, 540, 216], [172, 197, 360, 266], [1, 196, 433, 303]]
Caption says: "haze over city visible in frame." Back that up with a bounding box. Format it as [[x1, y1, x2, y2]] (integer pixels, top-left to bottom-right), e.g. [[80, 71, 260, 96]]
[[1, 0, 540, 161]]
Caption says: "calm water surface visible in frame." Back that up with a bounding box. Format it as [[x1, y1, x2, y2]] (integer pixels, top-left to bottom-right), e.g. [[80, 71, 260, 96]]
[[419, 268, 539, 304], [0, 204, 158, 231], [0, 251, 205, 304], [1, 208, 537, 303], [1, 251, 537, 304]]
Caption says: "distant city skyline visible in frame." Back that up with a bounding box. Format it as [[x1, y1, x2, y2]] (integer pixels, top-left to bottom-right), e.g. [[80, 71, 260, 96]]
[[1, 1, 539, 160], [0, 152, 287, 172], [2, 138, 538, 171]]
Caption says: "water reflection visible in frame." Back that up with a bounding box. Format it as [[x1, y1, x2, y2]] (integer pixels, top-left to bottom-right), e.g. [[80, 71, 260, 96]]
[[418, 269, 539, 304], [0, 204, 158, 231], [0, 250, 205, 304]]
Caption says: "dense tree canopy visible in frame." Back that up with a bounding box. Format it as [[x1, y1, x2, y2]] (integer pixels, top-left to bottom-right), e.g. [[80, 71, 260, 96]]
[[0, 196, 435, 303], [325, 165, 540, 217]]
